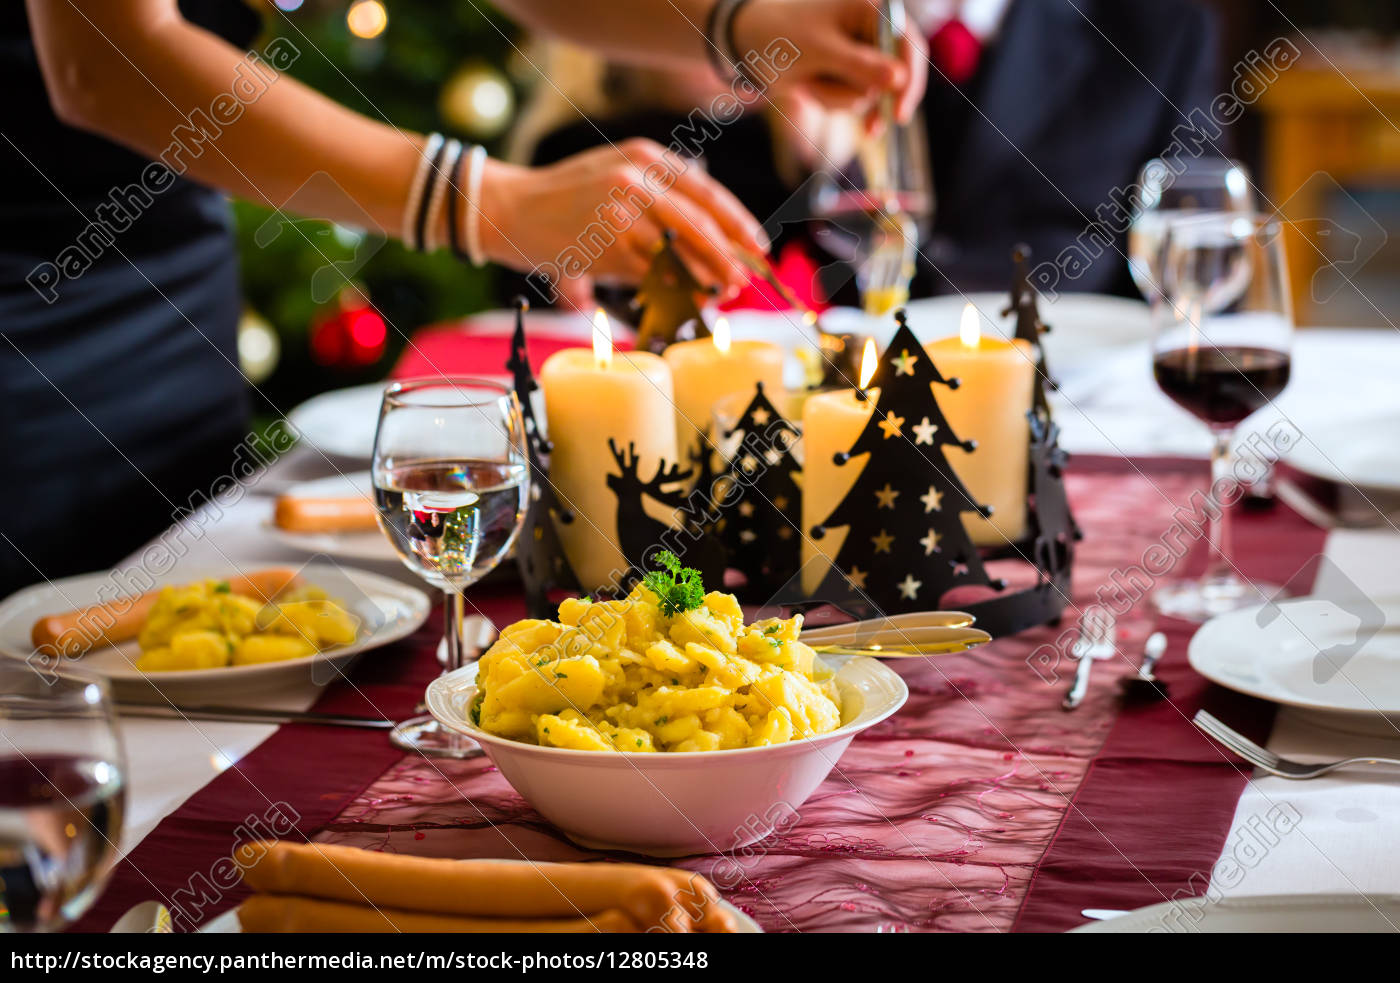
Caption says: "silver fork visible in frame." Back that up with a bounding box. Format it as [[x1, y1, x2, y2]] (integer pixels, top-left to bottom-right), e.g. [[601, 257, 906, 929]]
[[1061, 606, 1116, 710], [1193, 709, 1400, 779]]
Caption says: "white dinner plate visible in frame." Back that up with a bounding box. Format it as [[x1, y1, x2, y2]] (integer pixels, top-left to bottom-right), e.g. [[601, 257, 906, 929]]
[[264, 471, 397, 563], [1072, 893, 1400, 932], [288, 375, 520, 461], [0, 561, 430, 701], [198, 858, 762, 934], [824, 292, 1150, 370], [1287, 411, 1400, 493], [1188, 597, 1400, 727]]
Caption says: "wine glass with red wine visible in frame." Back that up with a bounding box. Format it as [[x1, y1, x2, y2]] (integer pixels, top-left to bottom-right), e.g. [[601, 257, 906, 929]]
[[1151, 212, 1292, 621], [371, 378, 528, 757], [1, 663, 126, 931]]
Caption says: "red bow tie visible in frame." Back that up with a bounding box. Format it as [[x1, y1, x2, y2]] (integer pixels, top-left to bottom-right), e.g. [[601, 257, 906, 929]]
[[928, 17, 982, 86]]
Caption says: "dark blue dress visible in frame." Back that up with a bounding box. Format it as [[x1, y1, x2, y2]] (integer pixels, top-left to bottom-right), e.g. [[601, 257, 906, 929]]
[[0, 1, 258, 596]]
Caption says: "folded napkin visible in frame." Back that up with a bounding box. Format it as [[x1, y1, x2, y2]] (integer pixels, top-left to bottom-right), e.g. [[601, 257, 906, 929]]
[[235, 841, 735, 933]]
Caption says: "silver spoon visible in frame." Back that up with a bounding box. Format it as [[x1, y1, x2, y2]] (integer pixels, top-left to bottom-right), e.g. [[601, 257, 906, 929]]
[[1120, 631, 1169, 702]]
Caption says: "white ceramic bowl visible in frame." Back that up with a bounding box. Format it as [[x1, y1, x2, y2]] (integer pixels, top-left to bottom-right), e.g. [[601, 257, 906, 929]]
[[425, 655, 908, 857]]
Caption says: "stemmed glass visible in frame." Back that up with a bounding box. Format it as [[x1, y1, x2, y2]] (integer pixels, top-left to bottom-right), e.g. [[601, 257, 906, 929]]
[[1129, 157, 1254, 302], [1150, 213, 1293, 622], [371, 378, 528, 757], [0, 662, 126, 932]]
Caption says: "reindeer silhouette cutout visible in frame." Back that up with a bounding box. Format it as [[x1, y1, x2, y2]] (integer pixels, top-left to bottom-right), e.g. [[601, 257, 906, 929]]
[[606, 439, 724, 586]]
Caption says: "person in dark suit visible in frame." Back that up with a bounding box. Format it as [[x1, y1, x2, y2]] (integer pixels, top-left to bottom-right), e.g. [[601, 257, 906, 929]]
[[914, 0, 1224, 297]]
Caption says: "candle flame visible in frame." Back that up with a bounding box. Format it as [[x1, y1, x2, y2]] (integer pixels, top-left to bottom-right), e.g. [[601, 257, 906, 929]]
[[959, 303, 981, 348], [592, 308, 612, 367], [858, 337, 878, 389], [713, 317, 731, 355]]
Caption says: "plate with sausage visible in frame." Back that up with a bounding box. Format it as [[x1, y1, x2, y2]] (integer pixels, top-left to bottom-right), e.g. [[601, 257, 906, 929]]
[[266, 471, 399, 563], [0, 562, 430, 700]]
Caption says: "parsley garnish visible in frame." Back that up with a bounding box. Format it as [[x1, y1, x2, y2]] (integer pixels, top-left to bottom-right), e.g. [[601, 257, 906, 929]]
[[213, 581, 231, 594], [656, 716, 668, 725], [640, 551, 705, 617]]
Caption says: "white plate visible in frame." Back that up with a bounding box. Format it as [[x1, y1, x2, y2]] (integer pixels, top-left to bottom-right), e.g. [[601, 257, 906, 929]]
[[287, 382, 394, 461], [198, 861, 761, 933], [1189, 597, 1400, 726], [0, 561, 430, 701], [1287, 411, 1400, 493], [1072, 893, 1400, 932], [288, 375, 518, 461], [264, 471, 397, 563]]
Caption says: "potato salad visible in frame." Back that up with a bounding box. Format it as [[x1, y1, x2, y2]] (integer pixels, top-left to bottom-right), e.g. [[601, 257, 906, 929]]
[[472, 558, 843, 752]]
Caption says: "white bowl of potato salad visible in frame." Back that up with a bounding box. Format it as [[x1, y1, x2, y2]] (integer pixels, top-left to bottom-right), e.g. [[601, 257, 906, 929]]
[[425, 556, 908, 856]]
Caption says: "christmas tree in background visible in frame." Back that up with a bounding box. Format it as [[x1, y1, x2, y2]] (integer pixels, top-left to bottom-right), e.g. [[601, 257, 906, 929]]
[[233, 1, 519, 426], [811, 311, 1005, 614], [713, 383, 803, 598]]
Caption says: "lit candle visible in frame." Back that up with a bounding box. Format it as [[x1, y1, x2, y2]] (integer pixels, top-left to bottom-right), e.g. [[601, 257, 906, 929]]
[[540, 310, 679, 590], [800, 339, 879, 595], [923, 304, 1035, 546], [663, 317, 785, 463]]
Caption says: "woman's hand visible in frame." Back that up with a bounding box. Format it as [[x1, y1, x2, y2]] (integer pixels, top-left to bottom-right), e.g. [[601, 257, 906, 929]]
[[473, 139, 768, 305], [734, 0, 927, 123]]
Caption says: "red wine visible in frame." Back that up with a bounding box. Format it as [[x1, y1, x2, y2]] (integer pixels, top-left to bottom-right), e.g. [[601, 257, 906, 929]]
[[0, 754, 125, 931], [1153, 345, 1291, 426]]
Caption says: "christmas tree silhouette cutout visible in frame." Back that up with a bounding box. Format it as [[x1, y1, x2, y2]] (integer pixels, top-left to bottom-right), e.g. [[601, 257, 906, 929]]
[[632, 229, 712, 353], [713, 382, 803, 598], [506, 297, 578, 616], [811, 310, 1006, 614], [1002, 243, 1056, 418]]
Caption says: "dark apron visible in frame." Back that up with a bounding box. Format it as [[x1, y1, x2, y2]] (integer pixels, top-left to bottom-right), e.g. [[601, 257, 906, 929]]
[[0, 1, 259, 595]]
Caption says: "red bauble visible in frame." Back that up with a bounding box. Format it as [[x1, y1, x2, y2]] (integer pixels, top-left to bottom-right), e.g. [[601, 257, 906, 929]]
[[310, 299, 387, 368]]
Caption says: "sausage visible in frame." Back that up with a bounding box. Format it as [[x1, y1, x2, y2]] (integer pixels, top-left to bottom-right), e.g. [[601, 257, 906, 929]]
[[238, 895, 641, 933], [236, 841, 734, 933], [30, 567, 302, 658], [273, 495, 378, 533]]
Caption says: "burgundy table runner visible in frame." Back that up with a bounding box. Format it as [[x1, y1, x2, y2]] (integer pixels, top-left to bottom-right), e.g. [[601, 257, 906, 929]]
[[75, 456, 1327, 933]]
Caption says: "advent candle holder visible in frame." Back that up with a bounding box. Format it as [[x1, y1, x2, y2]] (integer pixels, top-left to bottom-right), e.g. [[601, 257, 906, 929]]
[[513, 247, 1079, 637]]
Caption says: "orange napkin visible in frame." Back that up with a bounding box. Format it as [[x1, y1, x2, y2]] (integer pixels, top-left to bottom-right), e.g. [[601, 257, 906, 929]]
[[236, 841, 735, 934], [273, 495, 378, 533]]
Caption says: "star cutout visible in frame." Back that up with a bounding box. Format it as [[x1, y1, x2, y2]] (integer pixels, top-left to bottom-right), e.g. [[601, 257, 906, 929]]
[[912, 417, 938, 445], [920, 486, 943, 512], [764, 447, 783, 465], [773, 495, 789, 511], [877, 413, 905, 440], [749, 406, 771, 426], [740, 454, 758, 473], [919, 529, 941, 555], [738, 501, 755, 517], [890, 348, 919, 376], [739, 529, 757, 543], [871, 529, 894, 554], [897, 574, 922, 600], [777, 526, 793, 540], [873, 483, 900, 509], [846, 566, 868, 590]]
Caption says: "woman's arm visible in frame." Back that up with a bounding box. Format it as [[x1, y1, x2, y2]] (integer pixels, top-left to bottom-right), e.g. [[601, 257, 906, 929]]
[[496, 0, 926, 121], [25, 0, 765, 290]]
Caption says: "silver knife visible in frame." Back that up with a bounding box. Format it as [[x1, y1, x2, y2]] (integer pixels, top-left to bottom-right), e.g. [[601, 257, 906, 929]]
[[117, 703, 393, 730], [1062, 607, 1116, 711]]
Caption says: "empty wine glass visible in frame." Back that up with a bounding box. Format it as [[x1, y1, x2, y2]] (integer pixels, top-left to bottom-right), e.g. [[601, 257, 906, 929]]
[[0, 662, 126, 932], [1129, 157, 1254, 302], [371, 378, 529, 757], [1151, 213, 1293, 622]]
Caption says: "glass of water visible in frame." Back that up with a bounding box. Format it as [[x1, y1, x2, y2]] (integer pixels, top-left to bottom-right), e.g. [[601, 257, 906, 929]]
[[0, 662, 126, 932], [371, 378, 529, 757]]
